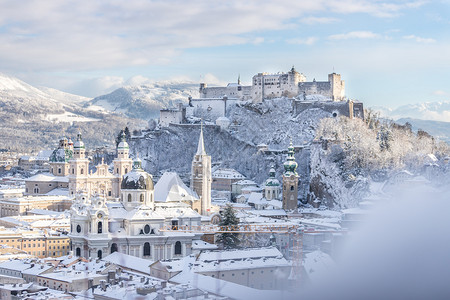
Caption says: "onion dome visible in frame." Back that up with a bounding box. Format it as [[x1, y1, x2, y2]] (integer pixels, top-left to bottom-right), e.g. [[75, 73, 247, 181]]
[[283, 140, 298, 176], [265, 167, 280, 187], [73, 132, 85, 149], [68, 138, 73, 146], [117, 131, 129, 150], [121, 158, 154, 190]]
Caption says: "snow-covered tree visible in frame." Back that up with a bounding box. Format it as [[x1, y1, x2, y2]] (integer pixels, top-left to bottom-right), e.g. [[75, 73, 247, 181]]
[[217, 204, 240, 249]]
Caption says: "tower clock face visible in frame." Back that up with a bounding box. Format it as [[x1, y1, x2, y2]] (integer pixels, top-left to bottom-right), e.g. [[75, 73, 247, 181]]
[[97, 212, 103, 219]]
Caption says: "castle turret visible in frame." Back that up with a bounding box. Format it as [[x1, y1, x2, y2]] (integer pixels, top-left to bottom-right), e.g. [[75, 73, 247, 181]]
[[190, 125, 212, 215], [282, 140, 299, 211]]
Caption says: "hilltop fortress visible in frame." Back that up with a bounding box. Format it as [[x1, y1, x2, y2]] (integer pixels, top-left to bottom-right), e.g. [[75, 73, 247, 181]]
[[199, 67, 345, 103], [160, 67, 363, 127]]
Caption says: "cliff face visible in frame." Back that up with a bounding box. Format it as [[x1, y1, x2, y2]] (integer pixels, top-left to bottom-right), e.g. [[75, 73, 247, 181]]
[[130, 98, 330, 197]]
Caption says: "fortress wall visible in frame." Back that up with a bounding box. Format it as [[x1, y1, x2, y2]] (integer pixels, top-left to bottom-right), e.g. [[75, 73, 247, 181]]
[[298, 82, 332, 99]]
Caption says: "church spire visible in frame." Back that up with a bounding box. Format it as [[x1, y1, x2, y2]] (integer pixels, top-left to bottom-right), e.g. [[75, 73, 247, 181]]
[[238, 74, 241, 85], [196, 123, 206, 155]]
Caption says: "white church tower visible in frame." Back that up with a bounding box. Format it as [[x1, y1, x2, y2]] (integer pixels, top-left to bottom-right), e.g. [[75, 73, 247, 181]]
[[113, 131, 133, 187], [190, 125, 212, 215], [69, 132, 90, 196]]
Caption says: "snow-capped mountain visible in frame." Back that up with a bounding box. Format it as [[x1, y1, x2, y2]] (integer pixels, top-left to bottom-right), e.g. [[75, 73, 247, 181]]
[[0, 73, 144, 151], [85, 82, 199, 119], [372, 101, 450, 122]]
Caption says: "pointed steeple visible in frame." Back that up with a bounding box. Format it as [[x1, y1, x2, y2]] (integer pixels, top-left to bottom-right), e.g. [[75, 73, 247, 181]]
[[196, 122, 206, 155], [238, 74, 241, 85]]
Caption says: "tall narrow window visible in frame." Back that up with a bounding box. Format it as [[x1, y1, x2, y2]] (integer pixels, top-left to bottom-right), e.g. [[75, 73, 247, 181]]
[[143, 242, 151, 256], [97, 250, 102, 259], [175, 241, 182, 255], [128, 194, 132, 202], [98, 221, 102, 234], [76, 247, 81, 257], [111, 243, 118, 254], [140, 194, 144, 202]]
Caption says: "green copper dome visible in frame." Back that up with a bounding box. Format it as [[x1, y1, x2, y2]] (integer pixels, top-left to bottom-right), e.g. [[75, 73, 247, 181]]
[[265, 167, 280, 187], [283, 140, 298, 176]]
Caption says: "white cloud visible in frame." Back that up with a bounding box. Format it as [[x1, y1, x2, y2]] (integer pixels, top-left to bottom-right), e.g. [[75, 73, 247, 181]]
[[403, 35, 436, 43], [286, 37, 319, 45], [300, 16, 339, 24], [433, 90, 447, 96], [328, 31, 381, 40], [0, 0, 426, 73]]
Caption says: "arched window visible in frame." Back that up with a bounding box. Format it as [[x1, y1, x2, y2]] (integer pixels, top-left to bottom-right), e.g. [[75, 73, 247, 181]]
[[98, 221, 102, 234], [125, 168, 128, 174], [116, 168, 119, 173], [81, 169, 84, 175], [128, 194, 132, 202], [290, 185, 294, 191], [111, 243, 118, 254], [140, 194, 144, 202], [175, 241, 182, 255], [76, 225, 81, 233], [143, 242, 151, 256], [97, 250, 102, 259], [76, 247, 81, 257], [58, 168, 61, 174], [144, 224, 150, 234]]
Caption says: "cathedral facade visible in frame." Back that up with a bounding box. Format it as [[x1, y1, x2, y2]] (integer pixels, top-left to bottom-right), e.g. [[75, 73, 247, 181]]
[[69, 158, 203, 260]]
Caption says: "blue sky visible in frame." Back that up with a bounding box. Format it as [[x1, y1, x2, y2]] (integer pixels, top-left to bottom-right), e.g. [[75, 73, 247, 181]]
[[0, 0, 449, 108]]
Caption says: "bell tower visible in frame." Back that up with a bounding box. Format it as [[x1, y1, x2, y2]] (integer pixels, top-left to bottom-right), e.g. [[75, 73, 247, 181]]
[[190, 124, 211, 215], [282, 140, 299, 212], [113, 131, 133, 187], [69, 132, 90, 197]]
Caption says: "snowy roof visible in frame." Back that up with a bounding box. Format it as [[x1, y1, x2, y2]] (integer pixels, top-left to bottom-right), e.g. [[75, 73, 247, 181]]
[[154, 172, 199, 203], [197, 247, 283, 262], [171, 271, 289, 300], [233, 179, 257, 186], [39, 270, 105, 283], [191, 240, 218, 250], [102, 252, 153, 275], [0, 259, 32, 272], [26, 209, 62, 217], [21, 264, 53, 275], [212, 168, 245, 179], [248, 209, 286, 217], [25, 173, 69, 183], [303, 250, 335, 282], [241, 186, 262, 192], [247, 192, 264, 204], [125, 206, 165, 221], [45, 188, 69, 196]]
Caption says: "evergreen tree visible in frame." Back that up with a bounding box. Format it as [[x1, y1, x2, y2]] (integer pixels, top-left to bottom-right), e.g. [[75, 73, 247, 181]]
[[217, 204, 240, 249]]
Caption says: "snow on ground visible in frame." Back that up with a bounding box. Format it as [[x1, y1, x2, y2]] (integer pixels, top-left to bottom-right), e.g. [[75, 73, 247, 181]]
[[45, 111, 101, 124]]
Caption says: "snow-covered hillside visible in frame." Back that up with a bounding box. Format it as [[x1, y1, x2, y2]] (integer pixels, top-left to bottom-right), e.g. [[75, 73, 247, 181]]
[[85, 82, 199, 119], [0, 73, 144, 151]]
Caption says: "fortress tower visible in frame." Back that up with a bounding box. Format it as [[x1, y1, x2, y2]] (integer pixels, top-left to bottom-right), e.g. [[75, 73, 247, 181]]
[[282, 141, 299, 212], [190, 125, 212, 215]]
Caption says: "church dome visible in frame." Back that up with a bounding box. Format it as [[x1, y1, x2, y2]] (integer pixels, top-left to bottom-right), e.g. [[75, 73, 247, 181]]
[[265, 167, 280, 186], [117, 131, 129, 149], [73, 132, 85, 149], [121, 158, 154, 190]]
